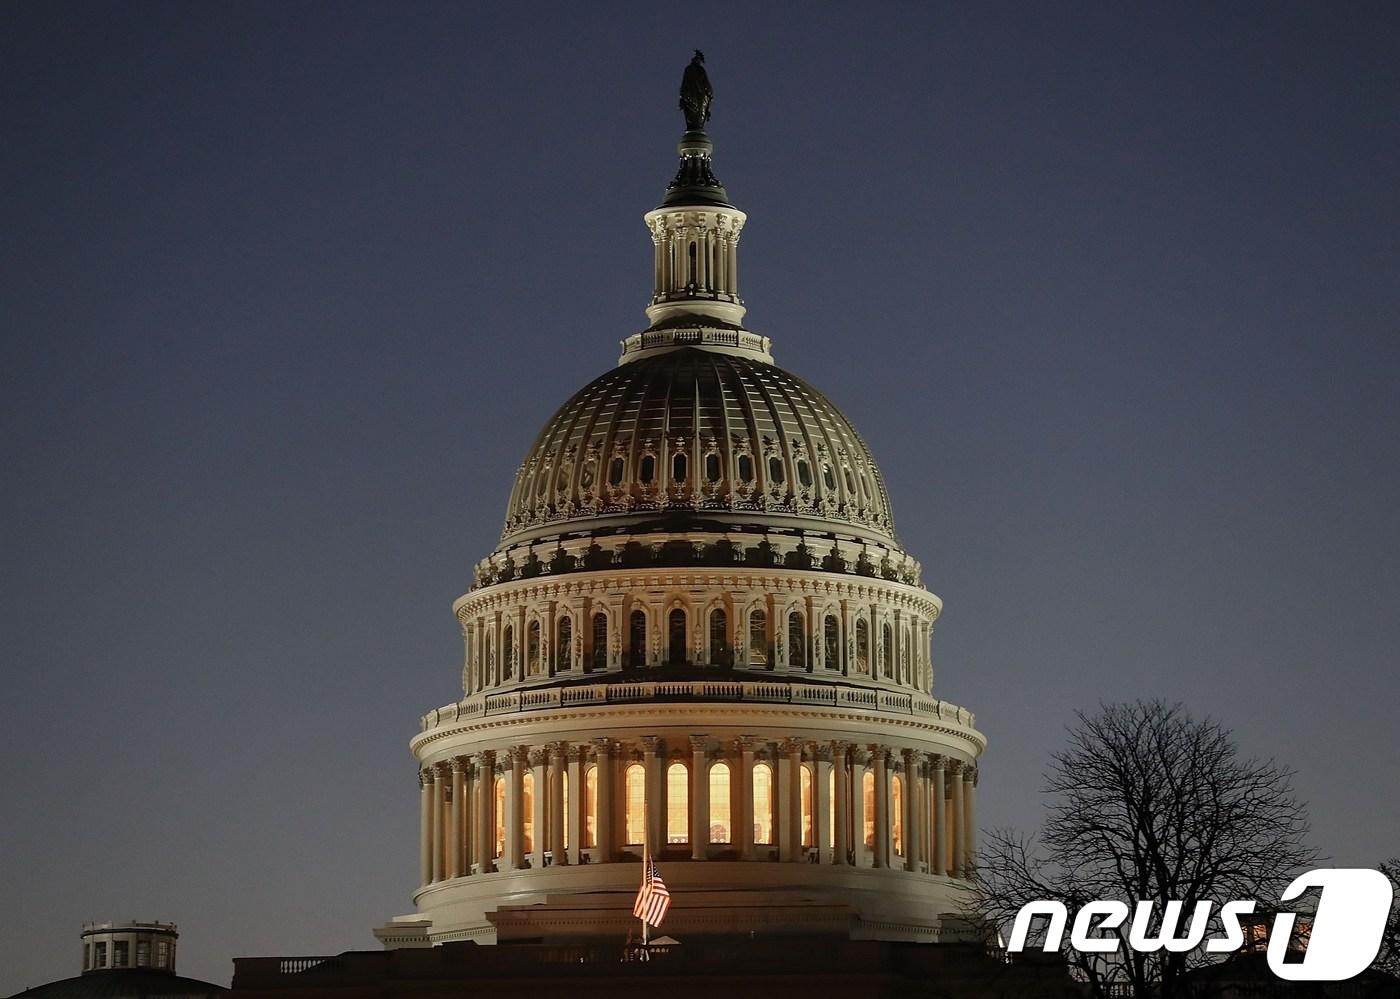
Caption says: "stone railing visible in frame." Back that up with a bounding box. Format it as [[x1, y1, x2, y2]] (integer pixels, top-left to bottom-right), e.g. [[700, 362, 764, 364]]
[[421, 679, 976, 732]]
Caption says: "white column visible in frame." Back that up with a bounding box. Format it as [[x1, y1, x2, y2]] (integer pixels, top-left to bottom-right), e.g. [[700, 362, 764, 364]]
[[831, 742, 848, 865], [784, 738, 803, 861], [449, 758, 466, 879], [964, 764, 978, 874], [530, 748, 547, 869], [948, 760, 964, 879], [815, 744, 833, 865], [931, 755, 947, 876], [592, 739, 614, 862], [850, 747, 868, 867], [505, 747, 525, 872], [418, 769, 433, 887], [902, 749, 918, 873], [872, 748, 889, 869], [475, 755, 492, 874], [566, 745, 582, 866], [690, 736, 709, 861], [737, 737, 755, 860], [642, 736, 662, 851], [430, 765, 445, 883], [549, 743, 567, 866]]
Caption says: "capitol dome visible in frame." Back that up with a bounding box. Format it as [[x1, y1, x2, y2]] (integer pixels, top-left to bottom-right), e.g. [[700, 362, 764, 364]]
[[378, 59, 985, 951]]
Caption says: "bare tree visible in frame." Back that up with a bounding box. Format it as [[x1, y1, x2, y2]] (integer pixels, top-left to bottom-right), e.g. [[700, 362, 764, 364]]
[[1378, 858, 1400, 977], [975, 700, 1315, 999]]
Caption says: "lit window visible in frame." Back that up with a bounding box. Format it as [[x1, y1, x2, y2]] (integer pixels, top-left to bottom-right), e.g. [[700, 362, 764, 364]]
[[892, 775, 904, 857], [863, 770, 875, 849], [827, 768, 835, 849], [753, 762, 774, 844], [494, 776, 506, 858], [584, 765, 597, 848], [522, 771, 535, 854], [800, 764, 814, 848], [625, 763, 646, 845], [562, 770, 570, 850], [748, 609, 767, 665], [667, 762, 688, 843], [709, 762, 731, 843]]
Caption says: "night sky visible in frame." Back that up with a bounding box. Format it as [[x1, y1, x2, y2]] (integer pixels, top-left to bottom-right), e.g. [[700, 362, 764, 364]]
[[2, 2, 1397, 991]]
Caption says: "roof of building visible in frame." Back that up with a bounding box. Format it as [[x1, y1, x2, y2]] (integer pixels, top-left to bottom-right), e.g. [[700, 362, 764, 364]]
[[5, 970, 225, 999]]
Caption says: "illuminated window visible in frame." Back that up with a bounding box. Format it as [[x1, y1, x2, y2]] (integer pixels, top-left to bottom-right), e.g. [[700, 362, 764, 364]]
[[667, 762, 688, 844], [494, 776, 506, 858], [800, 764, 814, 848], [557, 615, 571, 670], [584, 765, 597, 848], [625, 763, 645, 845], [892, 774, 904, 856], [709, 762, 731, 843], [748, 609, 767, 665], [527, 620, 541, 676], [824, 615, 840, 670], [522, 771, 535, 853], [753, 762, 774, 844], [827, 768, 835, 849], [863, 769, 875, 849], [788, 612, 805, 668], [562, 769, 570, 850], [856, 619, 869, 674], [591, 613, 608, 671], [668, 608, 686, 665], [709, 607, 728, 665], [629, 610, 647, 669]]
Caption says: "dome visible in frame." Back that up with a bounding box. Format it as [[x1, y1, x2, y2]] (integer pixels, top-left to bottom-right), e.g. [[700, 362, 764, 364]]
[[499, 345, 897, 550]]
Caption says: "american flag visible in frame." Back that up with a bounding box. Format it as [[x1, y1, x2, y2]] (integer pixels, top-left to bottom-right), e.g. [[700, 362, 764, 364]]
[[632, 852, 671, 927]]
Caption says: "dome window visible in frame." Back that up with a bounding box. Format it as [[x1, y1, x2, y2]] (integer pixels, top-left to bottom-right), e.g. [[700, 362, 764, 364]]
[[823, 463, 836, 490], [591, 613, 608, 671], [844, 467, 856, 493], [709, 608, 729, 666], [748, 608, 768, 666], [640, 454, 656, 484], [704, 452, 721, 482], [608, 457, 625, 487], [787, 611, 806, 669], [502, 625, 514, 680], [856, 619, 870, 674], [527, 620, 542, 676], [768, 456, 785, 485], [737, 453, 754, 484], [628, 610, 647, 669], [580, 461, 595, 490], [557, 616, 572, 671], [672, 452, 687, 482], [797, 459, 812, 488], [881, 623, 893, 678], [668, 608, 687, 665], [824, 615, 840, 670]]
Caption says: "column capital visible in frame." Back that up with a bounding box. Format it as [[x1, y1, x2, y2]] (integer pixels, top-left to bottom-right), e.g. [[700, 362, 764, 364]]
[[868, 744, 890, 765], [830, 740, 850, 762], [419, 769, 434, 789], [591, 737, 613, 758], [566, 744, 583, 762], [528, 748, 547, 767], [814, 744, 833, 763], [511, 745, 530, 766], [782, 737, 804, 757], [451, 757, 468, 774], [640, 735, 662, 754], [928, 752, 948, 770], [549, 742, 568, 763], [431, 762, 448, 779], [965, 764, 978, 786], [734, 735, 756, 754], [689, 734, 710, 753], [850, 746, 870, 766], [945, 758, 964, 777]]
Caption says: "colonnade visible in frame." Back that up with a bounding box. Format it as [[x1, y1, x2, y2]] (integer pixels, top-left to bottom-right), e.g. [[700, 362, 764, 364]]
[[417, 737, 978, 890]]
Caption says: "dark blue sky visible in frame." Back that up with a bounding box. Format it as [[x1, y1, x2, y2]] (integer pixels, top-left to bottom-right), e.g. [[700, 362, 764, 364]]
[[2, 2, 1397, 990]]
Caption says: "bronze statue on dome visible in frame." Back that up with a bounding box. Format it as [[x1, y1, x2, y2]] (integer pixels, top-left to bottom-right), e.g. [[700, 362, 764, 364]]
[[679, 50, 713, 131]]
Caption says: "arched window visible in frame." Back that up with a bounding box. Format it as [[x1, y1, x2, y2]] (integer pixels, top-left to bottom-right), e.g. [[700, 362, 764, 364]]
[[561, 769, 570, 851], [639, 454, 656, 484], [668, 608, 686, 666], [705, 452, 721, 482], [891, 774, 904, 857], [824, 615, 840, 670], [527, 620, 541, 676], [591, 613, 608, 671], [800, 764, 814, 848], [827, 768, 835, 849], [709, 762, 731, 844], [557, 616, 572, 671], [494, 775, 506, 859], [502, 625, 514, 680], [584, 765, 597, 848], [629, 610, 647, 669], [624, 763, 645, 845], [862, 770, 875, 850], [737, 453, 754, 483], [709, 608, 728, 666], [856, 619, 870, 674], [672, 452, 687, 483], [522, 771, 535, 854], [667, 762, 688, 844], [881, 623, 893, 678], [753, 762, 774, 844], [748, 608, 767, 666], [608, 456, 625, 486], [787, 612, 805, 669]]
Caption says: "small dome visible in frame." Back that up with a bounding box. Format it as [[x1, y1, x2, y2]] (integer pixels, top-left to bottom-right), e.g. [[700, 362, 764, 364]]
[[499, 347, 897, 549]]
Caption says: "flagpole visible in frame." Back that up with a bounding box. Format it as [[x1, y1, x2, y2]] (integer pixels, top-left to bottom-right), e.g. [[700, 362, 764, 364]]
[[640, 819, 650, 947]]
